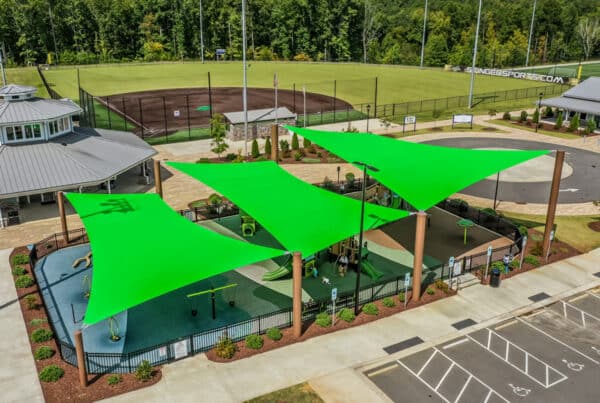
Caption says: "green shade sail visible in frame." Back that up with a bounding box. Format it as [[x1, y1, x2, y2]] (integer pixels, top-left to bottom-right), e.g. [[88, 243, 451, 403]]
[[285, 126, 550, 211], [168, 161, 409, 256], [65, 193, 285, 325]]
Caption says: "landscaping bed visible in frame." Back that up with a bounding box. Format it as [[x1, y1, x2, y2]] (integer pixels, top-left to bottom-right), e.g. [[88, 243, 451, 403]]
[[9, 246, 161, 403], [206, 282, 455, 363]]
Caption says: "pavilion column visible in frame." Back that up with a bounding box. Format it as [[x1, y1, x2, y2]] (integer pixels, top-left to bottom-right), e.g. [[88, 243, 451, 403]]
[[292, 251, 302, 337], [412, 211, 427, 302], [57, 191, 69, 243], [542, 150, 564, 261], [271, 124, 279, 162], [153, 159, 163, 199], [74, 330, 88, 387]]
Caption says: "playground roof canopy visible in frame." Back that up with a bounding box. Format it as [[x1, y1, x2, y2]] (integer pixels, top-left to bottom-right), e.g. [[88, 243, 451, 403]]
[[285, 126, 549, 211], [65, 192, 285, 325], [168, 161, 409, 256]]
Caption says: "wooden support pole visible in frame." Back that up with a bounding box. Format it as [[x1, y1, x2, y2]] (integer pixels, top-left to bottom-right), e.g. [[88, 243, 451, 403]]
[[292, 252, 302, 337], [271, 124, 279, 162], [412, 211, 427, 302], [74, 330, 88, 387], [57, 191, 69, 243], [542, 150, 564, 261], [153, 159, 163, 199]]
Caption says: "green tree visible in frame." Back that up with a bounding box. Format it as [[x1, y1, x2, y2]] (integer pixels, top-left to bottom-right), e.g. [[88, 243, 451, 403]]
[[210, 113, 229, 159], [264, 136, 272, 155], [251, 138, 260, 158], [291, 133, 299, 150]]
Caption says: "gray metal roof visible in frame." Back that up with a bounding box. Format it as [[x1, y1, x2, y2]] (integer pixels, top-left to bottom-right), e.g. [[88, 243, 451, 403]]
[[562, 77, 600, 102], [0, 84, 36, 95], [0, 97, 81, 124], [224, 107, 296, 124], [0, 127, 157, 198], [540, 96, 600, 115]]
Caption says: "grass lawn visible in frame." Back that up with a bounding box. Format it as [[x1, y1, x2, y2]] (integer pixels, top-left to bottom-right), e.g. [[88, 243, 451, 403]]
[[245, 383, 324, 403], [490, 118, 581, 140], [5, 67, 49, 98], [386, 123, 505, 138], [145, 127, 211, 145], [41, 62, 548, 105], [499, 211, 600, 253]]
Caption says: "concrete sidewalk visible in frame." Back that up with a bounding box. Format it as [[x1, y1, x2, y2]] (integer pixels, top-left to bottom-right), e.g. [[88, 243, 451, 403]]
[[103, 248, 600, 403], [0, 248, 44, 403]]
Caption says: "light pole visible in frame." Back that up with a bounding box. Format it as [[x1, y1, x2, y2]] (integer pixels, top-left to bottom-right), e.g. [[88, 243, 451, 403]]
[[535, 92, 543, 133], [241, 0, 249, 156], [199, 0, 205, 63], [525, 0, 538, 67], [468, 0, 483, 109], [353, 161, 379, 315], [492, 172, 500, 210], [420, 0, 429, 69], [366, 104, 371, 133]]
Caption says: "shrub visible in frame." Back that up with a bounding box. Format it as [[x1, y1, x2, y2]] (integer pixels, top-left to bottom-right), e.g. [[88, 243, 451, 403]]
[[34, 346, 55, 360], [308, 144, 316, 154], [362, 303, 379, 315], [491, 261, 505, 271], [279, 139, 290, 157], [337, 308, 355, 322], [345, 172, 355, 187], [502, 112, 511, 120], [291, 133, 299, 150], [518, 225, 528, 236], [31, 328, 53, 343], [135, 360, 153, 382], [15, 275, 34, 288], [303, 137, 312, 149], [30, 318, 47, 327], [293, 52, 312, 62], [382, 297, 395, 307], [255, 156, 267, 161], [426, 287, 435, 295], [509, 259, 520, 269], [398, 292, 406, 302], [251, 139, 260, 158], [12, 254, 29, 265], [12, 266, 27, 276], [107, 374, 122, 385], [481, 207, 497, 216], [524, 255, 540, 266], [488, 109, 497, 117], [294, 151, 303, 161], [568, 114, 580, 132], [266, 327, 282, 341], [39, 365, 64, 382], [448, 198, 468, 211], [530, 241, 543, 257], [543, 106, 553, 118], [434, 279, 449, 294], [245, 334, 264, 349], [554, 111, 563, 129], [532, 109, 540, 124], [24, 295, 38, 310], [586, 119, 597, 134], [215, 335, 237, 359], [317, 151, 322, 158], [196, 157, 210, 163], [225, 153, 237, 161], [264, 136, 272, 155], [518, 111, 528, 122], [315, 311, 332, 327]]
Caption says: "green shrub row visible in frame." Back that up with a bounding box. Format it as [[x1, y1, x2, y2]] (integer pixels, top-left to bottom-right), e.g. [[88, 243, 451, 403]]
[[39, 365, 64, 382], [315, 312, 332, 327], [12, 254, 29, 265], [15, 275, 34, 288], [31, 328, 53, 343], [362, 303, 379, 315], [12, 266, 27, 276], [34, 346, 55, 360]]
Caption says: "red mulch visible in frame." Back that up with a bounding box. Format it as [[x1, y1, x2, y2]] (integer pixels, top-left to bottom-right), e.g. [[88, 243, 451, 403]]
[[198, 144, 340, 165], [476, 228, 581, 284], [8, 247, 161, 403], [588, 221, 600, 233], [206, 287, 455, 363]]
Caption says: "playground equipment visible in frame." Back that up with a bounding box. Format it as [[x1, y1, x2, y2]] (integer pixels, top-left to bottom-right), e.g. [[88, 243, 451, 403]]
[[81, 274, 91, 299], [187, 283, 238, 319], [457, 218, 475, 245], [72, 252, 92, 269], [262, 257, 292, 281], [108, 316, 121, 342], [241, 215, 256, 237], [304, 255, 317, 278], [329, 237, 383, 280]]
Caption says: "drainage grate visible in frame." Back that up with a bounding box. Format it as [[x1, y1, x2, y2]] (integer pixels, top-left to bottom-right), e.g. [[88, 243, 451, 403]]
[[452, 318, 477, 330], [594, 272, 600, 278], [383, 336, 424, 355], [529, 292, 551, 302]]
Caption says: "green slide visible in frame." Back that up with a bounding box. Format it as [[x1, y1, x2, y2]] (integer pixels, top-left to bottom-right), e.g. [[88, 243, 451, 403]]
[[361, 260, 383, 280], [262, 263, 292, 281]]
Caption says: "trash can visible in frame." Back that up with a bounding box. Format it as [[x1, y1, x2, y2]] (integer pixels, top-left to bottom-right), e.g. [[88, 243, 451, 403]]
[[490, 268, 501, 288]]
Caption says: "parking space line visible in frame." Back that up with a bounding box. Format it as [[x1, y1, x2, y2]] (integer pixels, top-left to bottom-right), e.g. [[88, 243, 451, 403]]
[[417, 350, 438, 376], [454, 375, 472, 403], [494, 320, 518, 331], [443, 338, 469, 350], [585, 291, 600, 301], [396, 357, 451, 403], [516, 317, 600, 365], [467, 329, 567, 388], [366, 363, 398, 377], [435, 362, 455, 391], [558, 300, 600, 329]]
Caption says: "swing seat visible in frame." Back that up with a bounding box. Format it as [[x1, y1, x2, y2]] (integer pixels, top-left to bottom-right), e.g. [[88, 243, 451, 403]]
[[242, 221, 255, 237]]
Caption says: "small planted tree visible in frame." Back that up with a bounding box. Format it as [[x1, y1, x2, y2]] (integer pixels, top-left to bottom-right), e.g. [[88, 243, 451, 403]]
[[291, 133, 299, 150], [568, 114, 580, 132], [264, 136, 272, 156], [502, 111, 511, 120], [586, 119, 597, 134], [303, 137, 312, 149], [532, 109, 540, 125], [210, 113, 228, 159], [519, 110, 528, 123], [555, 111, 564, 129], [543, 106, 554, 118], [251, 139, 260, 158]]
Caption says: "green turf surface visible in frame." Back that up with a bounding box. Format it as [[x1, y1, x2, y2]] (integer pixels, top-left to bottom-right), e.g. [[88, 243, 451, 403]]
[[5, 67, 49, 98], [145, 127, 212, 145], [41, 62, 548, 105]]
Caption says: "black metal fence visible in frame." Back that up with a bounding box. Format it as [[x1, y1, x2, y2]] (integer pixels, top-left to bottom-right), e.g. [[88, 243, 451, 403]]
[[36, 65, 63, 100]]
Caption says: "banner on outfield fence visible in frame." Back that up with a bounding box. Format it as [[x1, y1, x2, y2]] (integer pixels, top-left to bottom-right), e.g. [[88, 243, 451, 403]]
[[464, 67, 570, 84]]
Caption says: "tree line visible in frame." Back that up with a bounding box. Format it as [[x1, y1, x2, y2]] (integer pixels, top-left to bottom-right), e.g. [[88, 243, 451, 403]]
[[0, 0, 598, 67]]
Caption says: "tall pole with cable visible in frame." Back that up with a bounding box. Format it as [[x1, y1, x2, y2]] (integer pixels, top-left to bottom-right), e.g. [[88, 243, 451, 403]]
[[0, 44, 6, 86], [468, 0, 483, 109], [241, 0, 249, 156], [419, 0, 429, 69], [199, 0, 205, 63], [525, 0, 538, 67]]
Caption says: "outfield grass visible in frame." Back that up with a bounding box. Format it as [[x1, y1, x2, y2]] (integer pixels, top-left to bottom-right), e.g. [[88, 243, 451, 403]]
[[5, 67, 49, 98], [41, 62, 548, 105], [145, 127, 211, 145]]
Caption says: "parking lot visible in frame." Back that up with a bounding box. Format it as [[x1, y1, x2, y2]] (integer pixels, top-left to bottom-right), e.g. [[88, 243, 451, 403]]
[[365, 288, 600, 402]]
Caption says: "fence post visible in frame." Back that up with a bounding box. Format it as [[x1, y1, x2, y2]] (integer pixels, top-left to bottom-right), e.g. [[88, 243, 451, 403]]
[[138, 98, 144, 139], [333, 80, 336, 123], [293, 83, 296, 113], [374, 77, 378, 118], [106, 97, 111, 129], [162, 96, 168, 143], [121, 97, 127, 131], [186, 94, 191, 140]]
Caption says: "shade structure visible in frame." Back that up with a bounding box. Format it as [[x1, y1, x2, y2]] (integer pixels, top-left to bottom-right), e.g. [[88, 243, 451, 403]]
[[65, 192, 285, 325], [285, 126, 550, 211], [167, 161, 409, 256]]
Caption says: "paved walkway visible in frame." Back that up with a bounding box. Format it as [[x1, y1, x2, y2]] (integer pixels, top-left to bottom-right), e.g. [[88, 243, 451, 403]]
[[101, 248, 600, 403], [0, 248, 45, 403]]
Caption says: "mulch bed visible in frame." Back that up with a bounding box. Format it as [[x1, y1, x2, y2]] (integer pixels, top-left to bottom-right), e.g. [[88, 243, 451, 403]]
[[198, 144, 343, 166], [206, 286, 455, 363], [502, 119, 599, 137], [8, 247, 161, 403], [588, 221, 600, 233], [476, 228, 581, 284]]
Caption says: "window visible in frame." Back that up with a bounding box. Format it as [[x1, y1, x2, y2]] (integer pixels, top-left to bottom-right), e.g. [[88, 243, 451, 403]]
[[580, 113, 587, 121], [24, 125, 34, 139], [5, 127, 14, 141], [63, 117, 70, 131], [58, 118, 64, 132], [13, 126, 23, 141], [33, 124, 41, 138]]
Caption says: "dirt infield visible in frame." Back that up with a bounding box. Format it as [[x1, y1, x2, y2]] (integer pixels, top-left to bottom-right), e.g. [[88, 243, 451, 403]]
[[99, 87, 353, 136]]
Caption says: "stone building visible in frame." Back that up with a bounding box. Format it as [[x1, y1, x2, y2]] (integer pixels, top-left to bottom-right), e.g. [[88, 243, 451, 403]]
[[223, 107, 296, 141]]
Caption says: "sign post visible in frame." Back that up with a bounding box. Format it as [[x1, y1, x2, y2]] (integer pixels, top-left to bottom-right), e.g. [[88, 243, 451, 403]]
[[403, 115, 416, 134], [519, 236, 527, 270], [331, 287, 337, 326], [545, 230, 554, 263], [483, 246, 492, 283], [404, 273, 410, 309], [448, 256, 455, 285]]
